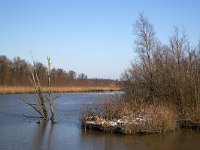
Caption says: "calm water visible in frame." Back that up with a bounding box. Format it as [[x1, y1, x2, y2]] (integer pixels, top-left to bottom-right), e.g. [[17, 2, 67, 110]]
[[1, 93, 200, 150]]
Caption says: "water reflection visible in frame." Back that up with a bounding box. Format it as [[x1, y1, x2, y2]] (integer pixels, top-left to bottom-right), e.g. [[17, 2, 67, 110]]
[[81, 129, 200, 150], [33, 121, 54, 150], [47, 123, 54, 149]]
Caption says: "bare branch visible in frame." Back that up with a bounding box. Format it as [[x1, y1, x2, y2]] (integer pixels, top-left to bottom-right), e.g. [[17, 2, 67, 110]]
[[20, 96, 44, 117]]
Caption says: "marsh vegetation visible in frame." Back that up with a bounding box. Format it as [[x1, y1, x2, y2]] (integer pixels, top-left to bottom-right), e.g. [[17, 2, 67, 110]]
[[0, 55, 119, 94], [82, 13, 200, 134]]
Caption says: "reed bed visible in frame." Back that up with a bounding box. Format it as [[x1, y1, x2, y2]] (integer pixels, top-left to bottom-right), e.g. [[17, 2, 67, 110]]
[[0, 86, 120, 94], [82, 98, 178, 134]]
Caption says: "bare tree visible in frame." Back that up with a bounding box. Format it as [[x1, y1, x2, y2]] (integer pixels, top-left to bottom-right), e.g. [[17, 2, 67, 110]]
[[132, 13, 157, 99], [21, 60, 48, 120], [78, 73, 88, 81], [47, 57, 55, 123], [21, 57, 56, 123], [122, 13, 200, 122]]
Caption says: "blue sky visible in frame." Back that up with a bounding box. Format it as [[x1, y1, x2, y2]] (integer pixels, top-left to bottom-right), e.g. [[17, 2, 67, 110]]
[[0, 0, 200, 79]]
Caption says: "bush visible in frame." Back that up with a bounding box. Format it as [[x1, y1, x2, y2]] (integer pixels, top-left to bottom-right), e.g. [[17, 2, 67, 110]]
[[82, 97, 177, 134]]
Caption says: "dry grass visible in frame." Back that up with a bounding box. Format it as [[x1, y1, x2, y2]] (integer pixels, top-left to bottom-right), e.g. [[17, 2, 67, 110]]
[[82, 98, 178, 134], [180, 105, 200, 122], [134, 102, 177, 133], [0, 86, 120, 94]]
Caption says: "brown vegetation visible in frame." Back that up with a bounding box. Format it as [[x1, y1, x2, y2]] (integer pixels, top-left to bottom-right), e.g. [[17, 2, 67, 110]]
[[82, 98, 177, 134], [121, 13, 200, 123], [0, 54, 119, 95], [82, 13, 200, 134], [0, 55, 118, 87], [0, 86, 120, 94]]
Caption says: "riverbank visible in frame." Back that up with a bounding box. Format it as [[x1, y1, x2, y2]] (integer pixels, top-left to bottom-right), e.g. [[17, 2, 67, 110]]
[[0, 86, 120, 94]]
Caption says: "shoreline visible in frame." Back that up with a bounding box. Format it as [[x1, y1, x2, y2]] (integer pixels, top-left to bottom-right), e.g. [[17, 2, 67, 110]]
[[83, 117, 200, 135], [0, 86, 120, 94]]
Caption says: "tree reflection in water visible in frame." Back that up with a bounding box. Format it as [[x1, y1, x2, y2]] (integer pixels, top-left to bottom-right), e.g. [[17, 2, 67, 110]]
[[34, 121, 54, 150]]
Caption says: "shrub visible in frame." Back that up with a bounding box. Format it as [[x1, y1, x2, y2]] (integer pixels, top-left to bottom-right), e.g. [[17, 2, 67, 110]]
[[82, 97, 177, 134]]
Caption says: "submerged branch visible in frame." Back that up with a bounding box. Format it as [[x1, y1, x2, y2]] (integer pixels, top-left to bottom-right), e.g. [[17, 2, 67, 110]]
[[20, 96, 44, 118]]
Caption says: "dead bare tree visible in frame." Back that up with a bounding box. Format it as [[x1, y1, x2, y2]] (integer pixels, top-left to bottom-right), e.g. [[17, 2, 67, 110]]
[[21, 57, 56, 123], [47, 57, 55, 123]]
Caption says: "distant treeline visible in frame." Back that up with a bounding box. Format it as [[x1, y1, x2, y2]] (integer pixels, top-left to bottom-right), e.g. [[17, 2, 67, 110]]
[[0, 55, 118, 87]]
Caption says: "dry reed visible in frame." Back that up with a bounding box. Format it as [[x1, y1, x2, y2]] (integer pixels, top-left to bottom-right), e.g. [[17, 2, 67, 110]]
[[82, 98, 178, 134], [0, 86, 120, 94]]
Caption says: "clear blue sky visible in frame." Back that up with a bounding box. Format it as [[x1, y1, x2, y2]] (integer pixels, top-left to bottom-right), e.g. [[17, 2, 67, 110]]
[[0, 0, 200, 79]]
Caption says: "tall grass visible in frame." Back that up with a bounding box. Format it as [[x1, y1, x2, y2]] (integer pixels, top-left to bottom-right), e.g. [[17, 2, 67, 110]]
[[82, 97, 177, 134]]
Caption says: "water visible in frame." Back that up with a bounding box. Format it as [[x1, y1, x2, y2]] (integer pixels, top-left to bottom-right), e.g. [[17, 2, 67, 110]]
[[1, 93, 200, 150]]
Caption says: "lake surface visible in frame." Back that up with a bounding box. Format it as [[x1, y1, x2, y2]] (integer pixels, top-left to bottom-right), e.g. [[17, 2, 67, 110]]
[[1, 93, 200, 150]]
